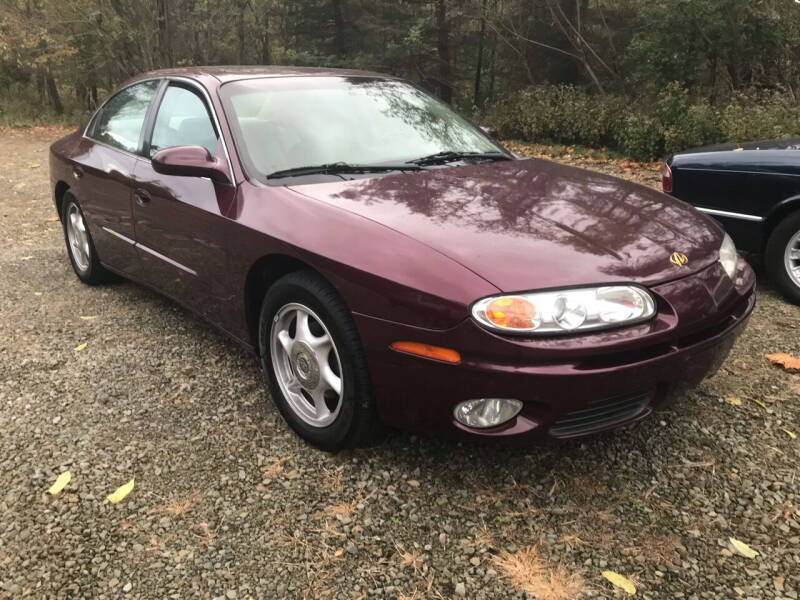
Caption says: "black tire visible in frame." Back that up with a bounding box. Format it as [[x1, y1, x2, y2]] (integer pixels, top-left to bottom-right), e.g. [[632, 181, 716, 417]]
[[258, 270, 384, 450], [765, 211, 800, 305], [61, 191, 112, 285]]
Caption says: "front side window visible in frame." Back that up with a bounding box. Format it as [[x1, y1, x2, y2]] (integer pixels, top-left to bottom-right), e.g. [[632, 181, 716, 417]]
[[150, 85, 218, 158], [92, 80, 159, 154], [220, 76, 504, 183]]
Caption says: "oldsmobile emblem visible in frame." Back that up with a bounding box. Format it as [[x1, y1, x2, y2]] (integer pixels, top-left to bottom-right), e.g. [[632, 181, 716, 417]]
[[670, 252, 688, 267]]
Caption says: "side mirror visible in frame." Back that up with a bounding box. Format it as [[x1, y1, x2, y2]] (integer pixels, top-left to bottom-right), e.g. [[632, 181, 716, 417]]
[[480, 125, 499, 140], [152, 145, 231, 184]]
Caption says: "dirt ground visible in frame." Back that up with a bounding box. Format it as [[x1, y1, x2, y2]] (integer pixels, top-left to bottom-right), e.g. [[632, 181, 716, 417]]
[[1, 127, 798, 600]]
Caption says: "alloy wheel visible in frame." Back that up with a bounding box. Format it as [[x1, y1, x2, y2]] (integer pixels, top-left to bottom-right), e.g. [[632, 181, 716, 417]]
[[784, 229, 800, 288], [66, 203, 91, 272], [269, 302, 344, 427]]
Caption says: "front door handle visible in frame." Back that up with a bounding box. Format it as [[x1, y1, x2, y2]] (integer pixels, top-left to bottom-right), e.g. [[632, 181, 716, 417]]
[[72, 165, 84, 179], [134, 189, 151, 206]]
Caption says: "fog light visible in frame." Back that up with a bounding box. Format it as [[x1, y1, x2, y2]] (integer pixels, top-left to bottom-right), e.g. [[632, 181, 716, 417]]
[[453, 398, 523, 428]]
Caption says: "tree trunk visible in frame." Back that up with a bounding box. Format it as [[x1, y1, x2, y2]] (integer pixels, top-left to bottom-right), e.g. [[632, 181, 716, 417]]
[[156, 0, 171, 68], [261, 18, 271, 64], [237, 0, 247, 63], [473, 0, 487, 108], [45, 69, 63, 115], [436, 0, 452, 104], [332, 0, 346, 56]]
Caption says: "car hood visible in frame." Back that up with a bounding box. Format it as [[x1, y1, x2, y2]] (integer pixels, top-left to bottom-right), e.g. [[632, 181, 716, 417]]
[[288, 158, 723, 292]]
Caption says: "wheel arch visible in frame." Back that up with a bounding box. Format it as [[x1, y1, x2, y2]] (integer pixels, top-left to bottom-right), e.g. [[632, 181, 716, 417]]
[[244, 253, 335, 354], [54, 180, 70, 221], [763, 194, 800, 251]]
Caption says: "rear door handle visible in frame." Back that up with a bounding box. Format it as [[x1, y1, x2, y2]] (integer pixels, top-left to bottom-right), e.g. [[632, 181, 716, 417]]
[[134, 189, 151, 206], [72, 165, 84, 179]]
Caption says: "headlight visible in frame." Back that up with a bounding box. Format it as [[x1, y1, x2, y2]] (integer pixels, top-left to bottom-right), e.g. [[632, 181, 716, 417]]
[[471, 285, 656, 335], [719, 233, 738, 279]]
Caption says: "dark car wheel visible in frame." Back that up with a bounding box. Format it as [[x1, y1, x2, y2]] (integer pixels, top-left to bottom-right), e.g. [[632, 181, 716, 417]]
[[765, 211, 800, 305], [258, 270, 383, 450], [61, 191, 112, 285]]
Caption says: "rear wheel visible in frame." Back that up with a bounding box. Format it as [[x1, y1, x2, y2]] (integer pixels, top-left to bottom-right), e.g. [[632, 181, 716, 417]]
[[765, 211, 800, 305], [61, 191, 112, 285], [258, 270, 383, 450]]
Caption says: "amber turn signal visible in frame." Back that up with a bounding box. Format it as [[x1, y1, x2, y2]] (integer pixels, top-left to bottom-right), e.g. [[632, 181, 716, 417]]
[[390, 341, 461, 364], [484, 296, 537, 329]]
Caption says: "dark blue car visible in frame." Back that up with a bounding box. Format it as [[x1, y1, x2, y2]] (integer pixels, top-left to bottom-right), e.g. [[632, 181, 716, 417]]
[[665, 138, 800, 303]]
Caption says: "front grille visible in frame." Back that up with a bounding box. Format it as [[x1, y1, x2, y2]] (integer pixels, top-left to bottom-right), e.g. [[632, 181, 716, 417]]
[[549, 391, 652, 438]]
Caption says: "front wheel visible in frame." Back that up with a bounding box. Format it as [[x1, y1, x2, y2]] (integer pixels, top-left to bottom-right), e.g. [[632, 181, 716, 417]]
[[258, 270, 383, 450], [765, 212, 800, 305]]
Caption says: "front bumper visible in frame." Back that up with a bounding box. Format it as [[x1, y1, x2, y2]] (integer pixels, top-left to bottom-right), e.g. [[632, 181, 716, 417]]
[[354, 259, 755, 441]]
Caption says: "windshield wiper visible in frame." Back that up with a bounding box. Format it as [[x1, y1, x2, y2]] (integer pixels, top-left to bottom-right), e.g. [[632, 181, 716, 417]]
[[266, 162, 423, 180], [407, 150, 511, 166]]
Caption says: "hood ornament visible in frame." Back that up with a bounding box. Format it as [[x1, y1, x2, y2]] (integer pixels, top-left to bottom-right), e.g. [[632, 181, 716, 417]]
[[670, 252, 688, 267]]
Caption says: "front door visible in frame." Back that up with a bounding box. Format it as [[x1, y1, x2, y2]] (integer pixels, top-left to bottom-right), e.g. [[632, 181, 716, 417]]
[[131, 81, 235, 316]]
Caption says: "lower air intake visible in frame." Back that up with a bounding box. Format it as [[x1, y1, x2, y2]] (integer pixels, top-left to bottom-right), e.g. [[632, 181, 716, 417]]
[[549, 391, 652, 438]]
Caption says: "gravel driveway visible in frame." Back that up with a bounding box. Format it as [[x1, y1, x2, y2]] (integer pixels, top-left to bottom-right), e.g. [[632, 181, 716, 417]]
[[1, 127, 798, 600]]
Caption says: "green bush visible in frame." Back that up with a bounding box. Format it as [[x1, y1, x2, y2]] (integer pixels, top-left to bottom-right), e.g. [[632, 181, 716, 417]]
[[615, 114, 664, 160], [719, 90, 799, 142], [487, 85, 620, 148], [485, 83, 800, 160]]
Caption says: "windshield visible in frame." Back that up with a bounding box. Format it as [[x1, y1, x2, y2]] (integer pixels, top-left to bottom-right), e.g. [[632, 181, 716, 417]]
[[219, 76, 506, 183]]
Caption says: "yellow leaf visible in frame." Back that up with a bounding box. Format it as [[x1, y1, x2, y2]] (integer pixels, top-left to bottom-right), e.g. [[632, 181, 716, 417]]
[[749, 398, 768, 410], [783, 429, 797, 439], [729, 537, 758, 558], [79, 316, 97, 321], [47, 471, 71, 495], [725, 396, 742, 406], [334, 548, 344, 557], [733, 147, 744, 152], [107, 478, 135, 504], [73, 342, 87, 352], [602, 571, 636, 595]]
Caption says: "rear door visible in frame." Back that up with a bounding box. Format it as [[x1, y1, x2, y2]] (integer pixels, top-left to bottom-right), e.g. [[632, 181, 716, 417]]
[[80, 80, 160, 275], [130, 80, 236, 315]]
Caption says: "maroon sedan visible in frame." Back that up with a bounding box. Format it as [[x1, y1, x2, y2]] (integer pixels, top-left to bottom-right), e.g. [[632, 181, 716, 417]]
[[50, 67, 755, 450]]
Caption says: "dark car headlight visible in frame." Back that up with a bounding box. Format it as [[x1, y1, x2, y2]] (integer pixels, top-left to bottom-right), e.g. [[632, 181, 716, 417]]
[[471, 285, 656, 335], [719, 233, 738, 280]]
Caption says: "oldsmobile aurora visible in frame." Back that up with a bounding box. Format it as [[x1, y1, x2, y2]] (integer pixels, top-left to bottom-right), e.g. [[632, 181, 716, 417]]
[[50, 67, 755, 449]]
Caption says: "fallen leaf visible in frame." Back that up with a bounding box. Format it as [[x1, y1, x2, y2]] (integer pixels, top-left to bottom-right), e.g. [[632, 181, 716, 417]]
[[749, 398, 768, 410], [602, 570, 636, 595], [47, 216, 59, 222], [107, 478, 135, 504], [733, 147, 744, 152], [725, 396, 742, 406], [34, 292, 42, 296], [729, 537, 758, 559], [765, 353, 800, 372], [48, 471, 71, 495], [27, 162, 40, 168], [783, 429, 797, 440], [79, 316, 97, 321], [407, 479, 420, 488], [73, 342, 87, 352], [334, 548, 344, 557], [20, 256, 33, 260], [13, 182, 25, 190]]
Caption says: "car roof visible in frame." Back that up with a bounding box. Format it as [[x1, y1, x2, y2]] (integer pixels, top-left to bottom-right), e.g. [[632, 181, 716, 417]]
[[133, 65, 393, 84]]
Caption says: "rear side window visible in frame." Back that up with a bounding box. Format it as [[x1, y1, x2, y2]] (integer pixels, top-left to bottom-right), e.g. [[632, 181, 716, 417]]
[[150, 85, 218, 158], [92, 80, 159, 154]]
